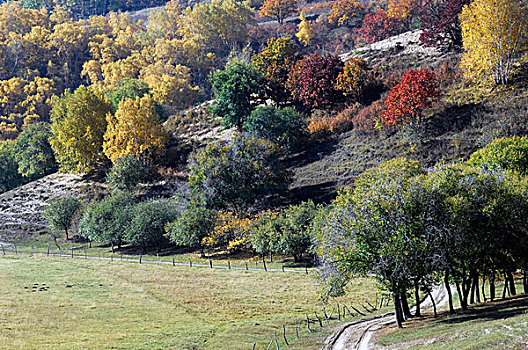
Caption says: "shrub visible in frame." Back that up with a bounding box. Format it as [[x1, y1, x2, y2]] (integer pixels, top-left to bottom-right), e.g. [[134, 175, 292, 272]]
[[307, 104, 361, 134], [203, 211, 255, 253], [353, 100, 385, 133], [244, 106, 306, 152], [165, 205, 216, 256], [106, 155, 149, 192], [126, 198, 181, 252], [466, 136, 528, 175], [0, 141, 24, 193]]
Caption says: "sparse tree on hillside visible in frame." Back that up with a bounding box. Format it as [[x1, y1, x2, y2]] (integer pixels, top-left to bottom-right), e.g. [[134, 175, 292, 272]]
[[259, 0, 298, 24], [327, 0, 364, 27], [43, 195, 81, 242], [381, 69, 440, 126], [460, 0, 528, 85], [12, 123, 57, 180]]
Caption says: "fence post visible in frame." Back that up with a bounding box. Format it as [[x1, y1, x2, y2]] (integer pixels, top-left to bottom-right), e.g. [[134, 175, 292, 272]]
[[305, 266, 308, 275], [314, 312, 322, 327], [338, 303, 341, 321], [228, 261, 231, 269], [274, 329, 279, 350], [262, 255, 267, 272], [71, 247, 74, 258], [47, 243, 49, 256], [139, 254, 142, 264], [245, 262, 248, 270], [282, 324, 289, 346], [209, 257, 212, 268], [2, 244, 5, 255], [281, 264, 284, 272], [157, 253, 159, 264], [189, 258, 192, 267], [173, 257, 175, 266], [14, 245, 17, 255], [295, 320, 299, 337], [305, 314, 312, 332]]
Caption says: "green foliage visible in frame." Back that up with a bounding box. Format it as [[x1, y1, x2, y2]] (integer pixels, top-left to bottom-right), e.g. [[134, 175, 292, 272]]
[[126, 198, 181, 251], [0, 141, 24, 193], [105, 78, 150, 111], [50, 86, 113, 173], [165, 205, 216, 256], [467, 136, 528, 175], [78, 191, 136, 248], [244, 106, 306, 152], [42, 195, 81, 240], [210, 62, 263, 129], [276, 201, 318, 262], [12, 123, 57, 180], [106, 155, 149, 192], [188, 134, 290, 211]]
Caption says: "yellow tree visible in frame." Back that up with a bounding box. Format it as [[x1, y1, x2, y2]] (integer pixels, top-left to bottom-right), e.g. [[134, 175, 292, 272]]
[[103, 95, 167, 162], [50, 86, 112, 173], [296, 12, 315, 46], [327, 0, 364, 27], [460, 0, 528, 85], [259, 0, 298, 24]]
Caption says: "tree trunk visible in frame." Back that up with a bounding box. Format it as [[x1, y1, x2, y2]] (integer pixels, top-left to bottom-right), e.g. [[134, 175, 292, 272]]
[[445, 271, 455, 314], [507, 271, 516, 296], [270, 251, 273, 263], [400, 292, 412, 320], [456, 281, 467, 310], [475, 274, 481, 303], [470, 274, 476, 304], [200, 246, 205, 258], [482, 277, 487, 302], [490, 272, 496, 301], [523, 270, 528, 294], [414, 278, 421, 317], [65, 228, 69, 241], [427, 289, 437, 317], [393, 293, 404, 328]]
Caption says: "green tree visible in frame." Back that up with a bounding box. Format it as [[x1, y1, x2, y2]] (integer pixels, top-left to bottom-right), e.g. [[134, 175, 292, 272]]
[[12, 123, 57, 180], [50, 86, 113, 173], [78, 191, 136, 251], [126, 198, 181, 252], [210, 62, 263, 129], [0, 141, 24, 193], [106, 155, 149, 192], [43, 195, 81, 241], [188, 134, 290, 211], [244, 106, 306, 152], [165, 205, 216, 257], [277, 201, 318, 263]]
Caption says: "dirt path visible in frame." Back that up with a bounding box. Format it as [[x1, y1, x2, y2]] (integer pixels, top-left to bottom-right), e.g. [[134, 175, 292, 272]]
[[323, 286, 448, 350]]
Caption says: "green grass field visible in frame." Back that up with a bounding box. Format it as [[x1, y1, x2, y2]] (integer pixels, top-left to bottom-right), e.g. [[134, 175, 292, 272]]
[[0, 255, 383, 350]]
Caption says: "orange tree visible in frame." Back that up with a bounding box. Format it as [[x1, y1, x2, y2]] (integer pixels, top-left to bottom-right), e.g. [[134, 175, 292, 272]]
[[381, 69, 440, 126], [259, 0, 298, 24]]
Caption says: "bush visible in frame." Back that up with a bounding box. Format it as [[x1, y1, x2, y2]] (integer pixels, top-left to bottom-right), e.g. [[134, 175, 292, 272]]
[[244, 106, 306, 152], [78, 191, 136, 249], [126, 198, 182, 252], [353, 100, 385, 133], [165, 205, 216, 256], [466, 136, 528, 175], [106, 155, 149, 192], [307, 104, 361, 134]]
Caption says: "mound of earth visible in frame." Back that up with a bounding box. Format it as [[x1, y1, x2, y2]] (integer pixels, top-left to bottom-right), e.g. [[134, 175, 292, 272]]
[[0, 173, 96, 243]]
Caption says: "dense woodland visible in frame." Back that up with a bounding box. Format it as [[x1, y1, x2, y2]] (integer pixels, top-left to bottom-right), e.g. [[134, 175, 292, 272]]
[[1, 0, 528, 329]]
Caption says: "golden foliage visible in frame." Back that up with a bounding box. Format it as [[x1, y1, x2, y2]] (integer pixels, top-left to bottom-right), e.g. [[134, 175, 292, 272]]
[[103, 95, 167, 162], [259, 0, 298, 24], [296, 12, 316, 46], [460, 0, 528, 85], [327, 0, 364, 27]]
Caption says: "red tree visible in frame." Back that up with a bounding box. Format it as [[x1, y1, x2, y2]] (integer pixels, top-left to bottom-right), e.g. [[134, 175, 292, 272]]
[[381, 69, 441, 126], [286, 54, 344, 108], [359, 10, 404, 44], [419, 0, 470, 50]]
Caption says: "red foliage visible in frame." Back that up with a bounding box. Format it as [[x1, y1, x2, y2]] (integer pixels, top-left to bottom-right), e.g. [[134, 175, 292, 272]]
[[307, 103, 361, 134], [358, 10, 404, 44], [287, 54, 344, 108], [381, 69, 441, 126], [353, 100, 385, 133], [419, 0, 470, 49]]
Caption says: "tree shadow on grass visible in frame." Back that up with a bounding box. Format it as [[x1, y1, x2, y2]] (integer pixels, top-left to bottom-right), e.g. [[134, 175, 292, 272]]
[[437, 294, 528, 326]]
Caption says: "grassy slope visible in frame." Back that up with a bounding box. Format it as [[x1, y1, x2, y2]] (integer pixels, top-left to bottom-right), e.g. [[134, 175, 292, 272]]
[[375, 294, 528, 349], [0, 255, 384, 350]]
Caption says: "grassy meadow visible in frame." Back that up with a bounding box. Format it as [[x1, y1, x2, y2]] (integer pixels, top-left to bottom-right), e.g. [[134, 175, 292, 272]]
[[0, 254, 383, 349]]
